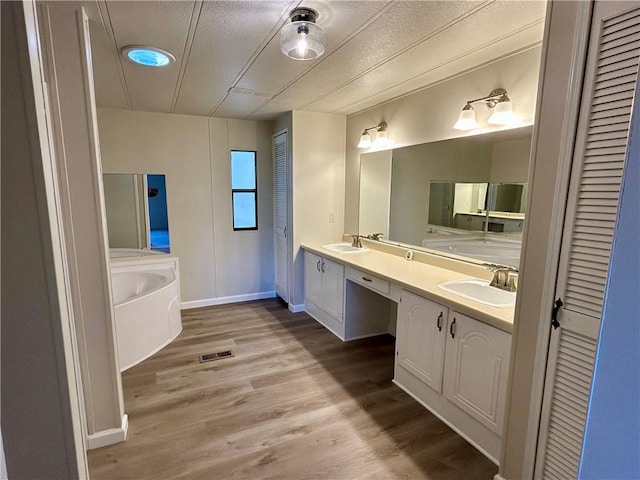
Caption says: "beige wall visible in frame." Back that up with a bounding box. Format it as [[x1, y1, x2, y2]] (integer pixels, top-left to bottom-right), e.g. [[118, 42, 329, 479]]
[[290, 111, 346, 307], [346, 46, 542, 234], [359, 150, 392, 236], [388, 138, 494, 245], [98, 108, 274, 306], [103, 174, 145, 248], [490, 136, 532, 183]]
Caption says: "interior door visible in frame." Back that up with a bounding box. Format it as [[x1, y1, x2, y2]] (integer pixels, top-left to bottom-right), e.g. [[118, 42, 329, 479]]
[[535, 3, 640, 478], [273, 131, 289, 303]]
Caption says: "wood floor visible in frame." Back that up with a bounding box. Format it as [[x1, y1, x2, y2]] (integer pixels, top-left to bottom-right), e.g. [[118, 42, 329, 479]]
[[88, 299, 498, 479]]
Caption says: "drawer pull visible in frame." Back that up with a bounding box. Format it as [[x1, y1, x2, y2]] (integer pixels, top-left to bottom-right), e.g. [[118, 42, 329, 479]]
[[450, 317, 456, 339], [316, 260, 321, 272], [362, 276, 373, 282], [437, 312, 443, 331]]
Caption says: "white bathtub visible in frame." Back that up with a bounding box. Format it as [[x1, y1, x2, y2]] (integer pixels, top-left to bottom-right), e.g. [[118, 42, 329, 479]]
[[110, 255, 182, 371], [109, 248, 165, 259], [422, 234, 522, 267]]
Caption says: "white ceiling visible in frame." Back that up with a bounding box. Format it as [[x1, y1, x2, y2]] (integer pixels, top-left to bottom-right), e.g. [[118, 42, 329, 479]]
[[85, 0, 547, 121]]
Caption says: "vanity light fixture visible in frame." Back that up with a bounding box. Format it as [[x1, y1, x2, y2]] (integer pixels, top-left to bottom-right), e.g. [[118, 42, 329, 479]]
[[121, 45, 175, 67], [453, 88, 515, 130], [280, 7, 325, 61], [357, 121, 389, 149]]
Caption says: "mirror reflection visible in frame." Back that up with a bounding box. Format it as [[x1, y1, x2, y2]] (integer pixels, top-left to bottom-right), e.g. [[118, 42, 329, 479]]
[[103, 173, 170, 253], [359, 126, 532, 267]]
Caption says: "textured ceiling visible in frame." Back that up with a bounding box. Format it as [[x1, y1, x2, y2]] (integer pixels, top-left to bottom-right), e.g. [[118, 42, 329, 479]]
[[85, 0, 547, 120]]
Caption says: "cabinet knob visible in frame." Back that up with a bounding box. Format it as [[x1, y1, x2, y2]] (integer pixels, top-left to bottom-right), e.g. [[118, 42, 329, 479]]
[[450, 318, 456, 339]]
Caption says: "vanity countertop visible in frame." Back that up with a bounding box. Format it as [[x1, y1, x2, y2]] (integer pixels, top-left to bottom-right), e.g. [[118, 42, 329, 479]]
[[302, 243, 514, 333]]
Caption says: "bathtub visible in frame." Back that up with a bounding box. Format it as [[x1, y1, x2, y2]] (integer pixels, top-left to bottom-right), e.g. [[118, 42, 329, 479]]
[[109, 248, 165, 259], [422, 234, 522, 267], [110, 253, 182, 371]]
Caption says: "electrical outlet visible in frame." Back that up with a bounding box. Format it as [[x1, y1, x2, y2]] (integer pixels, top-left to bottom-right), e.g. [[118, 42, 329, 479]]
[[329, 212, 335, 223]]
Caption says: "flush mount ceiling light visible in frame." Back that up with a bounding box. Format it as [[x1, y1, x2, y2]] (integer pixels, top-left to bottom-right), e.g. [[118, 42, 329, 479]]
[[453, 88, 515, 130], [121, 45, 175, 67], [280, 7, 325, 61], [357, 121, 390, 149]]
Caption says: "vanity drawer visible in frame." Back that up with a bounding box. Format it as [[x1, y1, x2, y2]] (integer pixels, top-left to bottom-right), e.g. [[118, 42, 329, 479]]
[[346, 267, 391, 297]]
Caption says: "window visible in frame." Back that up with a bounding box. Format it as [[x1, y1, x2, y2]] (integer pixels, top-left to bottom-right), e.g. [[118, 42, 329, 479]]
[[231, 150, 257, 230]]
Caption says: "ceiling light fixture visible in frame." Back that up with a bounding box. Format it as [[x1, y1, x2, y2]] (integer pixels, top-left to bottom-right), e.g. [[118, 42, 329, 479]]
[[280, 7, 325, 61], [453, 88, 515, 130], [122, 46, 175, 67], [357, 121, 389, 149]]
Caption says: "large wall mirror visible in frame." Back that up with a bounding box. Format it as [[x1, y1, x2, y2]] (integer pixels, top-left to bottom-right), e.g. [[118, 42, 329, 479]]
[[103, 173, 170, 253], [359, 126, 532, 267]]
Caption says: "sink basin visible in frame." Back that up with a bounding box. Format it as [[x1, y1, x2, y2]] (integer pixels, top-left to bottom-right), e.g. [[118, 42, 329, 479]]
[[323, 243, 368, 253], [438, 279, 516, 308]]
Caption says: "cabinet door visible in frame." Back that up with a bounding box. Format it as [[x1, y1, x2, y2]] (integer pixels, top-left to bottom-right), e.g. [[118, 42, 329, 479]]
[[396, 290, 447, 393], [304, 251, 322, 308], [321, 258, 344, 323], [443, 312, 511, 434]]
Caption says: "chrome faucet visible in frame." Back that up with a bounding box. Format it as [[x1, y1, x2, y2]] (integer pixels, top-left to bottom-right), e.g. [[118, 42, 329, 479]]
[[366, 233, 384, 241], [485, 264, 518, 292], [348, 234, 363, 248]]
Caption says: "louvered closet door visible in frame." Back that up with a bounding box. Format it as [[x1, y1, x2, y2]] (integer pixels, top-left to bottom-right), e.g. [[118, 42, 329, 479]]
[[273, 131, 289, 303], [535, 3, 640, 478]]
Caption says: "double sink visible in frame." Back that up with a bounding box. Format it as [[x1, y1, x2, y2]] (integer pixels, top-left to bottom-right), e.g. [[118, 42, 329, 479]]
[[323, 242, 516, 308]]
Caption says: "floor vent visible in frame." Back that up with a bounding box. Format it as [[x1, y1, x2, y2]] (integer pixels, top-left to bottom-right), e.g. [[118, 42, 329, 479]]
[[199, 350, 234, 363]]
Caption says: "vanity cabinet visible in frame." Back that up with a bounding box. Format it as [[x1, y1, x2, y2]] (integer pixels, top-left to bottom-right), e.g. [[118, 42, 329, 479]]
[[304, 251, 345, 331], [396, 290, 448, 394], [394, 290, 511, 461], [443, 311, 511, 434]]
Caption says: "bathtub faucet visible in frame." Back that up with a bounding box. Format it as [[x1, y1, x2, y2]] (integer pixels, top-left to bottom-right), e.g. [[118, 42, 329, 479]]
[[485, 264, 518, 292]]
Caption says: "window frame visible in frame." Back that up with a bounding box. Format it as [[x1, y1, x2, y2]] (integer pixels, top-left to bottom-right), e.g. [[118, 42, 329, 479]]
[[230, 150, 258, 231]]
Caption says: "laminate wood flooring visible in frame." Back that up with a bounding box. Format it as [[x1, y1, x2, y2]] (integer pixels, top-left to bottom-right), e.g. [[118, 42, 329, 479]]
[[88, 299, 498, 479]]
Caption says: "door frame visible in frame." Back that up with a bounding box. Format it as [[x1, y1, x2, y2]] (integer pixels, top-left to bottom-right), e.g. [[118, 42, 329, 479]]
[[272, 128, 291, 304]]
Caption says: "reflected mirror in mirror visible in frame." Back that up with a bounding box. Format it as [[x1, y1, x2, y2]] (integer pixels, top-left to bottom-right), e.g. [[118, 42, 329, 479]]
[[103, 173, 170, 253], [359, 126, 532, 267]]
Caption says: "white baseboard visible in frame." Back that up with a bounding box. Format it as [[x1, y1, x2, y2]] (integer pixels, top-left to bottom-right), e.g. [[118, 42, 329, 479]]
[[288, 303, 305, 313], [87, 414, 128, 450], [181, 291, 276, 310]]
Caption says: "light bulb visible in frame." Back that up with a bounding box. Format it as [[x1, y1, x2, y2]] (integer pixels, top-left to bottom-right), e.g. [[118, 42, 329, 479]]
[[488, 97, 515, 125], [357, 132, 372, 149], [453, 104, 478, 130], [296, 33, 309, 57], [373, 129, 390, 148]]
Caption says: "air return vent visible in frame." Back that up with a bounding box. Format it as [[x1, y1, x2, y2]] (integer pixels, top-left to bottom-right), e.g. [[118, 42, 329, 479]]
[[199, 350, 234, 363]]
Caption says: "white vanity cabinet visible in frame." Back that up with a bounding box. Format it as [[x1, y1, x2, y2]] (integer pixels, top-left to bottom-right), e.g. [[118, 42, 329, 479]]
[[394, 290, 511, 462], [304, 251, 345, 336], [396, 290, 448, 394], [443, 311, 511, 435]]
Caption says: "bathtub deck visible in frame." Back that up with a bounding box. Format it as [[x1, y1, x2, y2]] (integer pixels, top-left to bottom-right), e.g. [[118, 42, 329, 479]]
[[87, 299, 497, 479]]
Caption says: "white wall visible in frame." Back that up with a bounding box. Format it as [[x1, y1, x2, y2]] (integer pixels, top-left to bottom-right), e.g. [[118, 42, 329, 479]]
[[346, 46, 542, 233], [97, 108, 274, 306], [290, 111, 346, 307]]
